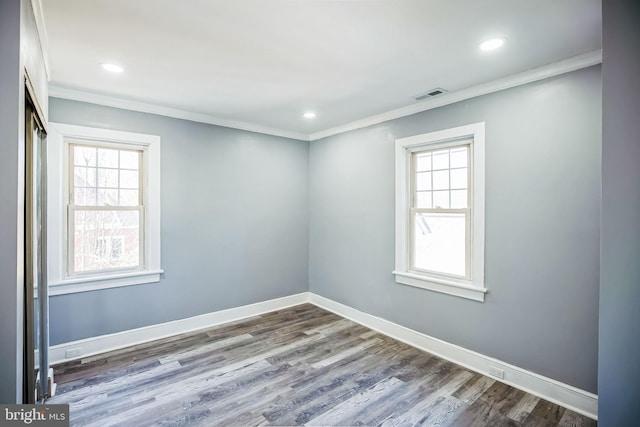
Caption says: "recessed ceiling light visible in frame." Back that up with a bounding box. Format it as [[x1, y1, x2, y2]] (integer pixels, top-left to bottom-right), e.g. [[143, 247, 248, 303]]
[[101, 63, 124, 73], [303, 111, 316, 119], [479, 38, 505, 51]]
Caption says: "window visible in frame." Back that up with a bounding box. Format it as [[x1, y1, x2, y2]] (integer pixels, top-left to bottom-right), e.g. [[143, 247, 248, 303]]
[[48, 123, 162, 295], [394, 122, 486, 301], [69, 144, 142, 274]]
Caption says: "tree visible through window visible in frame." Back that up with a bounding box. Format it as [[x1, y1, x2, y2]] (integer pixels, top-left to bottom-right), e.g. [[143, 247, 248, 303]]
[[69, 143, 143, 275]]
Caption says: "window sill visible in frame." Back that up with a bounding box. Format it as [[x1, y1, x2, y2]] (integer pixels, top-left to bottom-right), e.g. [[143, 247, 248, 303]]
[[393, 270, 486, 302], [48, 269, 164, 296]]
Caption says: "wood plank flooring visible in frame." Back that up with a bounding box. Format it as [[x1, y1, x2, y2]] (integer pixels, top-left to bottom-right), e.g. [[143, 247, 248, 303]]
[[48, 304, 596, 426]]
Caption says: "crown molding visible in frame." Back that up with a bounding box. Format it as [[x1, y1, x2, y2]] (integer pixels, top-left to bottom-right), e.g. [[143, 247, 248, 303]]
[[48, 86, 310, 141], [49, 50, 601, 143], [308, 49, 602, 141]]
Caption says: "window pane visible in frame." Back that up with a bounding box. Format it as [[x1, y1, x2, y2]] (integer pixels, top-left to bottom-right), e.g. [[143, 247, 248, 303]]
[[415, 191, 432, 208], [416, 171, 431, 191], [450, 168, 467, 189], [110, 237, 123, 260], [432, 149, 449, 170], [451, 190, 468, 209], [74, 166, 96, 187], [433, 190, 449, 208], [432, 170, 449, 190], [119, 190, 140, 206], [413, 212, 466, 277], [74, 188, 96, 206], [120, 150, 139, 170], [120, 170, 139, 189], [97, 189, 118, 206], [74, 146, 96, 167], [416, 153, 431, 171], [73, 166, 85, 187], [450, 146, 468, 168], [97, 148, 119, 168], [97, 168, 118, 188], [73, 209, 140, 272]]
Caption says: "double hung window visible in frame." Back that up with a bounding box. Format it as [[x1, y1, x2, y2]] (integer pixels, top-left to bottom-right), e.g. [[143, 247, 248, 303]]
[[394, 122, 486, 301], [48, 123, 162, 295], [411, 143, 471, 278], [69, 143, 143, 275]]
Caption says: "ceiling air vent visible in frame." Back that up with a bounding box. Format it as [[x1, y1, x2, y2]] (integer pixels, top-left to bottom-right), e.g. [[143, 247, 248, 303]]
[[413, 88, 448, 101]]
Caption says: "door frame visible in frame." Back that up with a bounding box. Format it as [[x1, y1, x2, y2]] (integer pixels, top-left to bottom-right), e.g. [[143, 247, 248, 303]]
[[24, 74, 49, 403]]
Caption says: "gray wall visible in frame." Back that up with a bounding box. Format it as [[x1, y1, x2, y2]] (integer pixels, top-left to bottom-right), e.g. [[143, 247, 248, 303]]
[[598, 0, 640, 424], [46, 57, 601, 400], [48, 98, 309, 345], [309, 66, 601, 393], [0, 0, 24, 404], [0, 0, 48, 403]]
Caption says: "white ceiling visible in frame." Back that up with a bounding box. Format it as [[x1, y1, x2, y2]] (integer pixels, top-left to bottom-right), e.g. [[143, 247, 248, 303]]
[[41, 0, 601, 140]]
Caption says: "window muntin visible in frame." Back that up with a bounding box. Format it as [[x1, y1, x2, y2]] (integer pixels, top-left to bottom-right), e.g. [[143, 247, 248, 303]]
[[410, 143, 471, 279], [68, 143, 144, 275]]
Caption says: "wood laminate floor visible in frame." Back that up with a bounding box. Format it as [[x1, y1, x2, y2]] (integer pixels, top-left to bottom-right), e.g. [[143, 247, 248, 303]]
[[49, 304, 596, 427]]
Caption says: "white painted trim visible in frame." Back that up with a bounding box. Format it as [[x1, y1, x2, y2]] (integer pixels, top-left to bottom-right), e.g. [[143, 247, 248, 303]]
[[47, 292, 597, 420], [30, 0, 50, 81], [48, 270, 163, 296], [49, 292, 310, 365], [47, 123, 162, 295], [393, 271, 487, 302], [307, 293, 598, 420], [49, 122, 160, 146], [48, 86, 310, 142], [395, 122, 485, 301], [309, 50, 602, 141], [48, 51, 601, 143]]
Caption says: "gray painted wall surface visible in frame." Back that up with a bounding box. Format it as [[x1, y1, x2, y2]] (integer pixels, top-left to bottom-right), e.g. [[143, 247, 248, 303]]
[[309, 66, 601, 393], [48, 98, 309, 345], [0, 0, 24, 404], [598, 0, 640, 424], [0, 0, 48, 403]]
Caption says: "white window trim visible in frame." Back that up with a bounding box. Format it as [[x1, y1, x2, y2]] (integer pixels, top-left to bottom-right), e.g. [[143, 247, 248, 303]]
[[48, 123, 162, 296], [393, 122, 486, 302]]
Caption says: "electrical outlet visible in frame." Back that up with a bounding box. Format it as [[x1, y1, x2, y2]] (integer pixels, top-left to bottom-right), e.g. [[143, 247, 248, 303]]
[[65, 348, 82, 359], [488, 365, 505, 379]]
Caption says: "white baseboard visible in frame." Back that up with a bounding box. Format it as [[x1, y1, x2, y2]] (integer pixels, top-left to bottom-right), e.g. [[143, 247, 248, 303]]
[[48, 291, 597, 420], [49, 292, 310, 365], [307, 293, 597, 420]]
